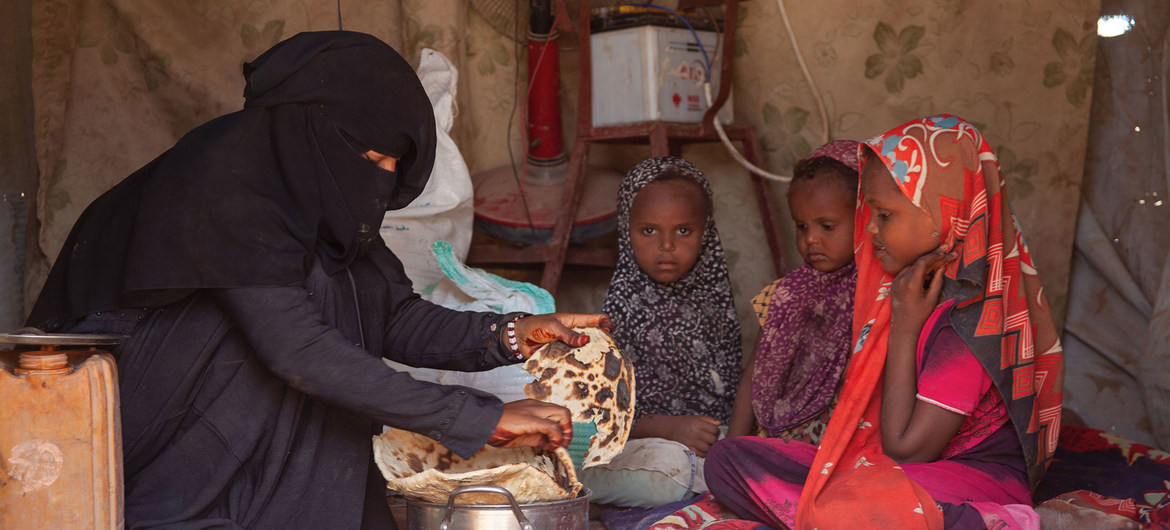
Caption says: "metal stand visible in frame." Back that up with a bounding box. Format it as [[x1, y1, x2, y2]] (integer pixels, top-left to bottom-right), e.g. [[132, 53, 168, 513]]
[[470, 0, 785, 294]]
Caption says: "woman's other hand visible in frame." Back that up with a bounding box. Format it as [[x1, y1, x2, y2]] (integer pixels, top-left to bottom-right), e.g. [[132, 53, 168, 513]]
[[487, 399, 573, 451], [514, 313, 614, 358]]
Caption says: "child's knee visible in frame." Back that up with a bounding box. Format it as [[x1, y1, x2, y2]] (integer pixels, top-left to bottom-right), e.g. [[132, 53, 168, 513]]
[[704, 436, 744, 472]]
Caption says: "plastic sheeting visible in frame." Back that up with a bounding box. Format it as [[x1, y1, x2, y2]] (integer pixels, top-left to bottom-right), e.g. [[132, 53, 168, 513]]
[[379, 48, 475, 294], [1062, 0, 1170, 449]]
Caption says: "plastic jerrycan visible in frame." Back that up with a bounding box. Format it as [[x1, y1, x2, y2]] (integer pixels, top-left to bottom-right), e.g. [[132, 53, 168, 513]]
[[0, 329, 124, 528]]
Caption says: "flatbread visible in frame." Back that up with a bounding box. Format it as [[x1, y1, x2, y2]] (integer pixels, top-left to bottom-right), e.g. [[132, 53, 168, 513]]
[[373, 428, 581, 504], [371, 326, 630, 503], [523, 327, 635, 468]]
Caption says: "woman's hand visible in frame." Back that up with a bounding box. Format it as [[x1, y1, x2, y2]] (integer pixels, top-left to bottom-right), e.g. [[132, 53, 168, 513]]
[[513, 313, 614, 358], [890, 245, 957, 336], [487, 399, 573, 451]]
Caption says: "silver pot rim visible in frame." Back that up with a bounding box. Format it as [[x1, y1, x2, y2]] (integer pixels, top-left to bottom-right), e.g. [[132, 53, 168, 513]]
[[404, 486, 591, 509]]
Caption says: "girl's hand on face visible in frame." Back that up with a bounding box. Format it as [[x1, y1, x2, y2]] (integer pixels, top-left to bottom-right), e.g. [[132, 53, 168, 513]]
[[662, 415, 722, 457], [890, 245, 958, 335], [513, 313, 615, 358], [488, 399, 573, 451], [882, 245, 962, 463]]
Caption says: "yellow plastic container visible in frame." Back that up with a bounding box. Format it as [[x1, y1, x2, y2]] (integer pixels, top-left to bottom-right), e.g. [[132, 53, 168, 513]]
[[0, 335, 123, 529]]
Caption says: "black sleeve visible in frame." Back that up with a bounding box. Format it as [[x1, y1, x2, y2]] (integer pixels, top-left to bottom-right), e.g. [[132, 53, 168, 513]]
[[214, 286, 503, 458], [380, 292, 527, 371]]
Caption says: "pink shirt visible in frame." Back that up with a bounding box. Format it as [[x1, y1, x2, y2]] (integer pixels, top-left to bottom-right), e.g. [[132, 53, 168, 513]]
[[915, 300, 1009, 459]]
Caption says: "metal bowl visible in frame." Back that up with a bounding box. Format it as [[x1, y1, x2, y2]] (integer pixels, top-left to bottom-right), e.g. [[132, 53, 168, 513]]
[[406, 486, 591, 530]]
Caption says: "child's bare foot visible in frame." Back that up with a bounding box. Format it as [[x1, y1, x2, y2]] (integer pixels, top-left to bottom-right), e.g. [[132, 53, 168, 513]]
[[1036, 493, 1142, 530]]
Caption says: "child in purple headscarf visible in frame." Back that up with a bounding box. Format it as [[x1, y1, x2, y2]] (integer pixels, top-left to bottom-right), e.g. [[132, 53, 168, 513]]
[[744, 140, 860, 444]]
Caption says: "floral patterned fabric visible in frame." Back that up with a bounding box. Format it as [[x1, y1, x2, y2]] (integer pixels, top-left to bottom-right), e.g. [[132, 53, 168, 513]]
[[1036, 425, 1170, 528], [729, 1, 1098, 324], [657, 425, 1170, 529], [751, 262, 855, 438], [765, 394, 836, 446], [750, 285, 855, 445], [602, 157, 743, 423], [749, 278, 841, 445], [21, 2, 1098, 377]]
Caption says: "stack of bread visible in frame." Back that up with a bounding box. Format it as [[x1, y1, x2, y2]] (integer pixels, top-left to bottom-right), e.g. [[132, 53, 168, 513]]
[[373, 326, 635, 504]]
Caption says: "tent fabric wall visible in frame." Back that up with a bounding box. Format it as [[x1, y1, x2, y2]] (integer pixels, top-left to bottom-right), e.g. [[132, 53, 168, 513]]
[[0, 0, 36, 331], [19, 2, 1098, 363], [1062, 0, 1170, 448]]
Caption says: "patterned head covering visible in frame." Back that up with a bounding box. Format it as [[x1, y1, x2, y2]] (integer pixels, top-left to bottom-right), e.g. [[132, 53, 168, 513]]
[[807, 139, 862, 172], [797, 115, 1065, 528], [602, 157, 743, 423]]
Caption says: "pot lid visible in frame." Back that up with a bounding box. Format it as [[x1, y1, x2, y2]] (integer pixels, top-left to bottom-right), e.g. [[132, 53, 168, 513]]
[[0, 327, 126, 346]]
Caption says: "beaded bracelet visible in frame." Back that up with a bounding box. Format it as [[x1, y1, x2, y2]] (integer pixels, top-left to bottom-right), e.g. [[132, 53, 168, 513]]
[[505, 315, 525, 360]]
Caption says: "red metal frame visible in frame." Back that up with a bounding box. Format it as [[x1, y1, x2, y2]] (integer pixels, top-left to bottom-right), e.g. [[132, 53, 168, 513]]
[[526, 33, 566, 162], [539, 0, 784, 293], [470, 0, 786, 295]]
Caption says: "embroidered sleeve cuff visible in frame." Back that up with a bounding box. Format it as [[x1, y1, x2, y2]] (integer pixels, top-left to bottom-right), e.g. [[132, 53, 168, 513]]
[[489, 312, 530, 364]]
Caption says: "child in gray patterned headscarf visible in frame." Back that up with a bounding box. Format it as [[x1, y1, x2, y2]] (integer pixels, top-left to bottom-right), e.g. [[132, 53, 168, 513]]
[[581, 156, 745, 509]]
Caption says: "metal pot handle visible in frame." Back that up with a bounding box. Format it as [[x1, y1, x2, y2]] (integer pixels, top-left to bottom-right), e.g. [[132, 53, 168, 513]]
[[439, 486, 533, 530]]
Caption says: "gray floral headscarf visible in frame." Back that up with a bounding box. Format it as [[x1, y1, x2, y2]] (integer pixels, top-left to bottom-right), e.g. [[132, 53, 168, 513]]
[[602, 157, 743, 423]]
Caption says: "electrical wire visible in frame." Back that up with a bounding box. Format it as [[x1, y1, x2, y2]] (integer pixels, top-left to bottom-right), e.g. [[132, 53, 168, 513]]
[[626, 3, 711, 82], [506, 0, 569, 233], [625, 2, 791, 182], [699, 7, 721, 60], [524, 2, 568, 109], [622, 0, 833, 183], [706, 83, 790, 182], [774, 0, 829, 146], [519, 0, 569, 190], [505, 1, 539, 231], [336, 0, 343, 30]]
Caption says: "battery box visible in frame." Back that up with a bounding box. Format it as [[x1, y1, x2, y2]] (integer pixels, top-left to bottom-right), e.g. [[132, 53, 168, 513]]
[[590, 24, 733, 127]]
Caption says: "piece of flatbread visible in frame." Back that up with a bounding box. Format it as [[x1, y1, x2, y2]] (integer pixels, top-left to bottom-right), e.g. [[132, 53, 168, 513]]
[[523, 327, 635, 468], [373, 428, 581, 504], [372, 327, 629, 503]]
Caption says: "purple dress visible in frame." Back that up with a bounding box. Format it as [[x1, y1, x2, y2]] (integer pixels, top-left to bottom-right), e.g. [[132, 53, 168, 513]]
[[752, 262, 856, 441]]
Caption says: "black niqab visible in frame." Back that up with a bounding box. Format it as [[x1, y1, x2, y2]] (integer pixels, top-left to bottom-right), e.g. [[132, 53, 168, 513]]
[[29, 31, 437, 330]]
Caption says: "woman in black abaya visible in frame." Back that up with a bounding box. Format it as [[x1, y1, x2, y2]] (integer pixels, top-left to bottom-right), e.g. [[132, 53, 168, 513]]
[[27, 31, 605, 529]]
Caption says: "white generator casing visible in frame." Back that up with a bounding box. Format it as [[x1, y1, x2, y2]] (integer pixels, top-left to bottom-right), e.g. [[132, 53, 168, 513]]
[[591, 25, 733, 127]]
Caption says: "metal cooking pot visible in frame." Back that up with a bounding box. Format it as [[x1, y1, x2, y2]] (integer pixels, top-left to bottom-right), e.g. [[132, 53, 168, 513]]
[[406, 486, 590, 530]]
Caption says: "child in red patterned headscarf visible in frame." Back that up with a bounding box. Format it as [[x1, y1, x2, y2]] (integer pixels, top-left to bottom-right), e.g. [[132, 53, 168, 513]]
[[704, 115, 1064, 529]]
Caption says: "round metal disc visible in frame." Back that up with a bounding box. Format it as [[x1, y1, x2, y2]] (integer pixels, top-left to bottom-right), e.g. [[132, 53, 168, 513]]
[[0, 328, 126, 346], [471, 162, 621, 244]]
